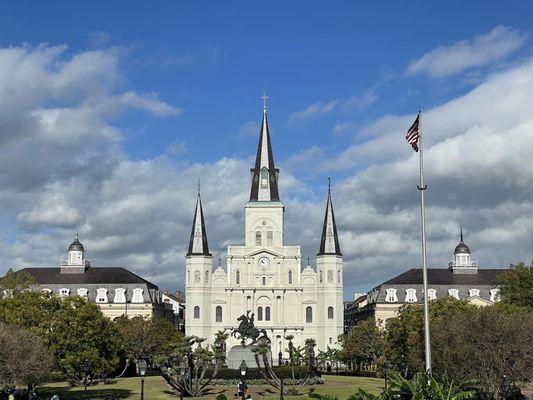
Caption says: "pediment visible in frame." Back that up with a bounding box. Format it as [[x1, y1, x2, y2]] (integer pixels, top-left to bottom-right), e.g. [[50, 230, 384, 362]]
[[244, 248, 284, 258]]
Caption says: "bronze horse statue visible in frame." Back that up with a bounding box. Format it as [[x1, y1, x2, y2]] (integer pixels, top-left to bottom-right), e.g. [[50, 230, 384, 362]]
[[231, 311, 270, 345]]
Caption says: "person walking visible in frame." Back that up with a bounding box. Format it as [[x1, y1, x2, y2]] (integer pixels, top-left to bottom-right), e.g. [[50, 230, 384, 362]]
[[237, 379, 247, 400]]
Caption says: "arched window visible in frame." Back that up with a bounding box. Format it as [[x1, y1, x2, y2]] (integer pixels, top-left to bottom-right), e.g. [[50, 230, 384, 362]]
[[187, 271, 190, 283], [329, 337, 333, 344], [306, 306, 313, 323], [262, 276, 267, 285], [194, 270, 201, 283], [114, 288, 126, 303], [267, 231, 273, 246], [258, 306, 263, 321], [427, 288, 437, 300], [288, 270, 293, 284], [255, 231, 262, 246], [194, 306, 200, 319], [319, 271, 323, 283], [327, 270, 333, 283], [215, 306, 222, 323], [265, 306, 271, 321], [448, 288, 459, 300], [469, 288, 480, 297], [132, 288, 144, 303], [236, 270, 240, 285], [385, 288, 397, 303], [405, 288, 417, 303], [260, 169, 269, 188], [205, 271, 209, 283], [327, 306, 334, 319], [338, 270, 341, 283]]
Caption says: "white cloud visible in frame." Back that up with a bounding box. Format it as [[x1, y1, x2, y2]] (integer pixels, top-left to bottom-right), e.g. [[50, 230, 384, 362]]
[[2, 42, 533, 299], [407, 26, 526, 77], [288, 100, 339, 124]]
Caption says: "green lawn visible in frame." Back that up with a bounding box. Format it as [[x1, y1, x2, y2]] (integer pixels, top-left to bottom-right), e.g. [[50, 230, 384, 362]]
[[37, 375, 385, 400]]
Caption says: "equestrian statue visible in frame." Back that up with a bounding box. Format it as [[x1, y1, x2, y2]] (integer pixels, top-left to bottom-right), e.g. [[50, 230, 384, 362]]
[[231, 310, 270, 345]]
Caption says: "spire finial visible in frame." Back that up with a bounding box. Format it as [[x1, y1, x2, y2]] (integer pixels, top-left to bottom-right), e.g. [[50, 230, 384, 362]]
[[197, 179, 201, 196], [307, 256, 310, 266], [262, 93, 269, 112], [75, 226, 79, 241], [460, 227, 464, 243], [218, 257, 222, 267], [328, 177, 331, 194]]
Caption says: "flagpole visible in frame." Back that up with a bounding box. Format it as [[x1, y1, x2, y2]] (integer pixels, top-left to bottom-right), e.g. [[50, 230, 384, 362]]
[[417, 110, 432, 375]]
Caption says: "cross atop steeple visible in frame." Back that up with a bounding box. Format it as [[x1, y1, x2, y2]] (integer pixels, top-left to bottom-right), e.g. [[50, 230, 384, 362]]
[[262, 93, 269, 112]]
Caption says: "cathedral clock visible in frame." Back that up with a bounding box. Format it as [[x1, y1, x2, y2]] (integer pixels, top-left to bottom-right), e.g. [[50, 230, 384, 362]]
[[258, 256, 271, 271]]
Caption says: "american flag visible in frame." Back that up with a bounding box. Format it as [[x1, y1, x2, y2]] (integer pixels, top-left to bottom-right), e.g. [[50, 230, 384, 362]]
[[406, 113, 420, 152]]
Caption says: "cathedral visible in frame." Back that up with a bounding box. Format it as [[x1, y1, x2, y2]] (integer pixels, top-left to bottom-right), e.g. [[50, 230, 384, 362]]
[[185, 104, 344, 356]]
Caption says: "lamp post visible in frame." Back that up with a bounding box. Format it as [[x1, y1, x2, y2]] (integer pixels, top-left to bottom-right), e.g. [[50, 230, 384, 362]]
[[239, 360, 248, 399], [383, 360, 391, 390], [179, 357, 188, 400], [138, 359, 147, 400], [278, 339, 283, 366], [83, 358, 89, 393]]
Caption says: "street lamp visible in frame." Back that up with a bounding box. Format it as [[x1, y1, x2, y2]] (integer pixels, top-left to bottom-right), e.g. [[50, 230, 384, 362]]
[[83, 358, 89, 393], [278, 340, 283, 366], [383, 360, 391, 390], [138, 359, 147, 400], [239, 360, 248, 399], [179, 357, 188, 400]]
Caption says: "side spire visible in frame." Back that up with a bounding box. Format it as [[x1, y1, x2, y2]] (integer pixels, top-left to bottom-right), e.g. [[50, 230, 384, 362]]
[[318, 179, 341, 256], [249, 95, 280, 202], [187, 183, 211, 256]]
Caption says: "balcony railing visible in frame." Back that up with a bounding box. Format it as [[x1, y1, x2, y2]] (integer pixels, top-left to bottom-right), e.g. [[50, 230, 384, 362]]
[[448, 260, 478, 268], [60, 260, 91, 267]]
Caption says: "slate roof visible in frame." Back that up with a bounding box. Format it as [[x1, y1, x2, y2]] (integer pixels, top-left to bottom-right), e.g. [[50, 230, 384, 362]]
[[382, 268, 505, 286], [318, 184, 342, 256], [249, 110, 280, 202], [187, 188, 211, 256], [18, 267, 158, 288]]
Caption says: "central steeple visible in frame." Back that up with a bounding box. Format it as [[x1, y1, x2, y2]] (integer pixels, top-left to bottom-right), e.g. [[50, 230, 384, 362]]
[[318, 179, 342, 256], [187, 183, 211, 256], [249, 97, 280, 202]]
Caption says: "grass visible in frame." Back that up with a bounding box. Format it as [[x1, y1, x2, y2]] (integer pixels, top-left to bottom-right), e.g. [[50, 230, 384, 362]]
[[37, 374, 385, 400]]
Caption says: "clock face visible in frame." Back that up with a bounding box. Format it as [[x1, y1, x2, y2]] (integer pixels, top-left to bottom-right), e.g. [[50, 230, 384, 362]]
[[258, 256, 271, 270]]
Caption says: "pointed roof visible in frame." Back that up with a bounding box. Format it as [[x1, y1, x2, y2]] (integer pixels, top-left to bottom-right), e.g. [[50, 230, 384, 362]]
[[187, 185, 211, 256], [454, 228, 470, 255], [249, 105, 280, 202], [318, 180, 342, 256]]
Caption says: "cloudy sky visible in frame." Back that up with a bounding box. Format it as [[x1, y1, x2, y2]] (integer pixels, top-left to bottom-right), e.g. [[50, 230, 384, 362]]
[[0, 1, 532, 298]]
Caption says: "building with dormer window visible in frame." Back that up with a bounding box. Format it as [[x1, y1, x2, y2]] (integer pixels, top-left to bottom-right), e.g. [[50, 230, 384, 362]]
[[344, 230, 506, 329], [14, 233, 178, 324], [185, 104, 344, 355]]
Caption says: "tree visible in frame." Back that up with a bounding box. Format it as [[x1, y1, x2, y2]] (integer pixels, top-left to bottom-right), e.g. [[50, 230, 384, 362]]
[[0, 323, 52, 392], [494, 262, 533, 309], [0, 291, 121, 385], [155, 335, 221, 396], [431, 307, 533, 400], [115, 315, 180, 368], [340, 319, 384, 370], [384, 297, 476, 376], [0, 268, 36, 293]]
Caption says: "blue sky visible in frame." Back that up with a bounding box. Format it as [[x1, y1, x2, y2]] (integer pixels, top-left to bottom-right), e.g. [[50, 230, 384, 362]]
[[1, 1, 533, 297]]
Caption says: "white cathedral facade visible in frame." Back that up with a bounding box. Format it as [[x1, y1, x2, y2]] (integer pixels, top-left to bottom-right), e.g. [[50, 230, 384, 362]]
[[185, 105, 344, 356]]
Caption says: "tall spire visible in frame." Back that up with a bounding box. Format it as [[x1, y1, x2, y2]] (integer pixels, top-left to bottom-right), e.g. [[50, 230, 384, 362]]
[[249, 96, 280, 202], [318, 179, 341, 256], [187, 183, 211, 256]]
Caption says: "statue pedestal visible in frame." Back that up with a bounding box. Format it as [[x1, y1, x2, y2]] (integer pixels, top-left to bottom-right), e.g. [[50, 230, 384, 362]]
[[227, 345, 272, 369]]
